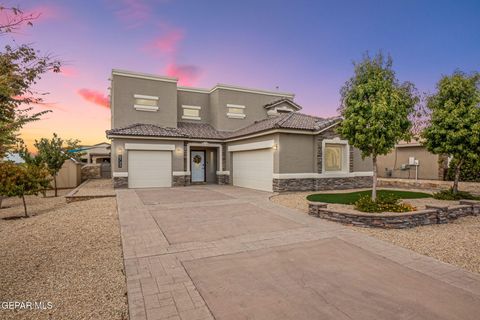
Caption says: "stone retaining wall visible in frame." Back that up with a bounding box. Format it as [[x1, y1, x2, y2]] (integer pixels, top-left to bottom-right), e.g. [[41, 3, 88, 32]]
[[308, 200, 480, 229], [273, 176, 372, 192]]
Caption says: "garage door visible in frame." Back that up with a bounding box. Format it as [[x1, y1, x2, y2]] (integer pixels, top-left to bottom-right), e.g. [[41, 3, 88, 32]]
[[232, 149, 273, 192], [128, 150, 172, 188]]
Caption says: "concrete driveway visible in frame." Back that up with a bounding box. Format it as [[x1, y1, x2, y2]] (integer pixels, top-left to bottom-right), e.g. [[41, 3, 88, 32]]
[[116, 185, 480, 320]]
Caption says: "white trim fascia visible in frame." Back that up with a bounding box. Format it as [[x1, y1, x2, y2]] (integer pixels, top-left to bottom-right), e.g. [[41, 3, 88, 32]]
[[177, 86, 210, 94], [226, 104, 246, 109], [182, 115, 201, 120], [173, 171, 191, 176], [182, 105, 201, 110], [107, 135, 223, 142], [186, 143, 223, 173], [134, 94, 159, 100], [228, 140, 274, 152], [216, 171, 230, 175], [227, 113, 246, 119], [112, 69, 178, 83], [134, 105, 159, 112], [125, 143, 175, 151], [212, 84, 295, 98], [264, 99, 301, 110], [272, 172, 373, 179], [113, 172, 128, 177]]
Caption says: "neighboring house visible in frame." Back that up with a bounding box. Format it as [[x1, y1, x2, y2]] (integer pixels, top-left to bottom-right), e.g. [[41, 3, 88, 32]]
[[3, 153, 25, 164], [79, 142, 111, 164], [106, 69, 373, 192], [377, 141, 448, 181]]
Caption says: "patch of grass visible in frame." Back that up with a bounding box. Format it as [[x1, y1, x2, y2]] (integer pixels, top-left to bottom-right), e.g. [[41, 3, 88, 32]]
[[306, 189, 431, 205]]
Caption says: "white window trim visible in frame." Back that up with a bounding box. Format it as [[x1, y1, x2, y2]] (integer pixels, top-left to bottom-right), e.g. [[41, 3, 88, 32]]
[[227, 113, 246, 119], [125, 143, 175, 151], [182, 105, 201, 120], [182, 105, 201, 110], [113, 172, 128, 177], [134, 105, 159, 112], [182, 115, 201, 120], [228, 140, 274, 152], [134, 94, 159, 100], [226, 104, 246, 109], [186, 143, 223, 173], [322, 138, 350, 174]]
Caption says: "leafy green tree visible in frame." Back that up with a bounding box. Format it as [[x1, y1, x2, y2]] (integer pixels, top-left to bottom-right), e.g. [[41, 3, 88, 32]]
[[0, 161, 50, 217], [338, 53, 419, 200], [422, 71, 480, 194], [35, 133, 83, 197], [0, 5, 61, 158], [18, 144, 51, 196]]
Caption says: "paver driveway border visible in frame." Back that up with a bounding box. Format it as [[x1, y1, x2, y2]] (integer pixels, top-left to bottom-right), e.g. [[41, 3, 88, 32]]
[[116, 185, 480, 320]]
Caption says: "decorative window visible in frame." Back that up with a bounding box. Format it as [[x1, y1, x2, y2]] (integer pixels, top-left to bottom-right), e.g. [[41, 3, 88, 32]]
[[182, 105, 201, 120], [226, 104, 246, 119], [134, 94, 159, 112], [323, 140, 349, 173]]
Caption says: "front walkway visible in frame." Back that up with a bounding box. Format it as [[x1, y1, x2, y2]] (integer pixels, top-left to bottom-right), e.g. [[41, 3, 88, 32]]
[[116, 185, 480, 320]]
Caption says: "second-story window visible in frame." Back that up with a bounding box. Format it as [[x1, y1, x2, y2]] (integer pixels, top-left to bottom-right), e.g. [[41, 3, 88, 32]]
[[226, 104, 246, 119], [134, 94, 159, 112], [182, 105, 201, 120]]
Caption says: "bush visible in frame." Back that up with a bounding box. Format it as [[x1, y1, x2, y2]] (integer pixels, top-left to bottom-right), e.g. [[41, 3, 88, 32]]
[[433, 188, 480, 200], [354, 193, 415, 213], [446, 158, 480, 182]]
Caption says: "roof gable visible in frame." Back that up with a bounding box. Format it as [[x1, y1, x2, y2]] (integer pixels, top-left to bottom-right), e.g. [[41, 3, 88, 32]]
[[264, 98, 302, 111]]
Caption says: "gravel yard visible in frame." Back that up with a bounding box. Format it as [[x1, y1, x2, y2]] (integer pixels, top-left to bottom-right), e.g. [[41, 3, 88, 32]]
[[0, 189, 128, 320], [271, 190, 480, 275]]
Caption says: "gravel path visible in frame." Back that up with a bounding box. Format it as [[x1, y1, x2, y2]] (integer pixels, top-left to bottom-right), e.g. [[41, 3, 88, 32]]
[[0, 190, 128, 320], [72, 179, 116, 197], [271, 191, 480, 274]]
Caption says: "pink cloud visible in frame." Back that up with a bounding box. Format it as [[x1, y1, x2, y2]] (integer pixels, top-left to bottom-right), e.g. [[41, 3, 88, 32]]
[[114, 0, 150, 28], [60, 66, 78, 77], [77, 89, 110, 108], [165, 63, 201, 86], [146, 29, 184, 54]]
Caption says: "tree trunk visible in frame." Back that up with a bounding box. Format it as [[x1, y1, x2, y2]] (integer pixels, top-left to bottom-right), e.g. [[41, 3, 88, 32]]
[[54, 175, 58, 197], [452, 159, 463, 195], [372, 155, 378, 201], [0, 196, 3, 209], [22, 195, 28, 218]]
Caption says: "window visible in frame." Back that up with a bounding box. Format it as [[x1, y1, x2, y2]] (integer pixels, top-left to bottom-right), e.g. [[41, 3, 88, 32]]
[[134, 94, 159, 112], [324, 143, 347, 172], [182, 105, 201, 120], [227, 104, 246, 119]]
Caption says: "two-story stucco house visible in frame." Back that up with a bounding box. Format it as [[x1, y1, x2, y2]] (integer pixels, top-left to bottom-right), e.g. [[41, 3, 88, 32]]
[[106, 69, 373, 192]]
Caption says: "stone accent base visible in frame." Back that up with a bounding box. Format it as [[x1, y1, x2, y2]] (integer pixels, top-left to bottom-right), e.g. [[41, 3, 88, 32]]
[[308, 200, 480, 229], [217, 174, 230, 185], [173, 175, 189, 187], [273, 176, 373, 192], [113, 177, 128, 188]]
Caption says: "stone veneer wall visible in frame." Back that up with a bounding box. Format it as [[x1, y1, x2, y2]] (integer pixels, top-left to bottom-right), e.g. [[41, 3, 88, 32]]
[[273, 176, 372, 193], [217, 174, 230, 185], [173, 175, 188, 187], [81, 164, 101, 182], [316, 127, 338, 173], [308, 200, 480, 229], [113, 177, 128, 188]]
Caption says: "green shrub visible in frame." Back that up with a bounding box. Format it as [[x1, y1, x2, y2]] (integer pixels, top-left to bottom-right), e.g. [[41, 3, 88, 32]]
[[432, 188, 480, 200], [354, 193, 415, 213], [446, 158, 480, 182]]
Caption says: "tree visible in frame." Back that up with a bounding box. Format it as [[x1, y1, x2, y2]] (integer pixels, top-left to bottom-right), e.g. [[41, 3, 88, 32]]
[[35, 133, 83, 197], [337, 52, 419, 200], [0, 162, 50, 217], [18, 144, 51, 196], [422, 71, 480, 194], [0, 5, 61, 158]]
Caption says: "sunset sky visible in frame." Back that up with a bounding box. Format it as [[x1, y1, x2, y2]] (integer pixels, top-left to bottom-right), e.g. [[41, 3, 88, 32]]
[[3, 0, 480, 149]]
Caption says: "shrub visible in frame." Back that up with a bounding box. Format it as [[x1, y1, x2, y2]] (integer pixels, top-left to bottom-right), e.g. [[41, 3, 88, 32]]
[[433, 188, 479, 201], [354, 193, 415, 213], [446, 158, 480, 182]]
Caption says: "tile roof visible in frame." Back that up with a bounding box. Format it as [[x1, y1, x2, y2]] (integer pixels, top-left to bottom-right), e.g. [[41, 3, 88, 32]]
[[263, 98, 302, 110], [106, 113, 342, 140]]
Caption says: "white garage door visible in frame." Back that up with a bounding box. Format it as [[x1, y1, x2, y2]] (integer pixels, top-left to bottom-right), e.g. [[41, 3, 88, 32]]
[[232, 149, 273, 192], [128, 150, 172, 188]]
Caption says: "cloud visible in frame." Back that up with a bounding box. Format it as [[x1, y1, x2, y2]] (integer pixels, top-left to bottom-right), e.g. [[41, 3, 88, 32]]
[[77, 89, 110, 108], [60, 66, 78, 77], [146, 29, 184, 54], [114, 0, 151, 28], [165, 63, 201, 86]]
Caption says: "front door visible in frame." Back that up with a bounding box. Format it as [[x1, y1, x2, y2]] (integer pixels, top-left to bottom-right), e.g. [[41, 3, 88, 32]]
[[191, 151, 206, 182]]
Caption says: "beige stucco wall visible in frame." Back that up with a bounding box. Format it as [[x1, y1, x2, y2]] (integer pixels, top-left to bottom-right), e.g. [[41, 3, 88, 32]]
[[352, 148, 373, 172], [377, 146, 440, 180], [111, 74, 177, 129], [212, 89, 292, 131], [54, 159, 81, 189], [177, 91, 210, 124], [226, 134, 280, 173], [111, 138, 185, 173], [278, 133, 315, 173]]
